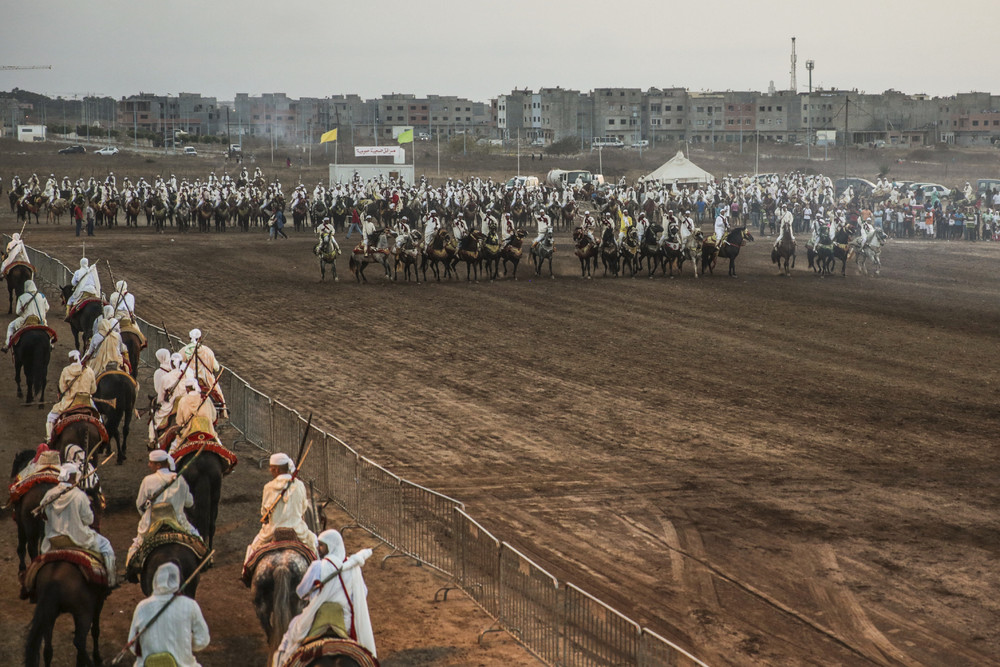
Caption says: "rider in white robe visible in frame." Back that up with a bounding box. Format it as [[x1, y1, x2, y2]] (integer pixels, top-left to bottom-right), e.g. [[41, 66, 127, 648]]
[[271, 530, 375, 666], [128, 450, 200, 564], [67, 258, 101, 312], [4, 279, 48, 350], [2, 232, 30, 274], [128, 563, 210, 667]]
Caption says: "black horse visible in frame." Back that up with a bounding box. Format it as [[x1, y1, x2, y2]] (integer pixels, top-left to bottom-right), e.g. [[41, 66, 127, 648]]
[[25, 559, 108, 667], [702, 226, 755, 277], [13, 328, 52, 405], [5, 263, 32, 313], [119, 329, 143, 381], [133, 539, 204, 597], [10, 449, 54, 575], [59, 286, 104, 351], [832, 223, 854, 276], [600, 226, 620, 277], [638, 224, 664, 277], [95, 368, 136, 464], [177, 447, 233, 551]]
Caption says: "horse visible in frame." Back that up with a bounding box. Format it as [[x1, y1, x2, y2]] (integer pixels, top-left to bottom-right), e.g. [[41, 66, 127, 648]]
[[18, 194, 44, 225], [94, 367, 136, 464], [572, 227, 599, 279], [214, 199, 231, 232], [153, 198, 171, 233], [600, 226, 620, 277], [124, 198, 142, 227], [831, 222, 855, 277], [128, 533, 205, 597], [5, 262, 33, 313], [236, 199, 253, 232], [99, 199, 119, 227], [45, 199, 69, 225], [771, 218, 797, 276], [393, 230, 423, 283], [677, 219, 703, 279], [660, 223, 686, 278], [422, 228, 457, 282], [196, 200, 214, 232], [561, 201, 578, 229], [500, 228, 527, 280], [637, 224, 664, 277], [531, 230, 555, 278], [292, 200, 310, 232], [10, 449, 55, 575], [13, 327, 53, 405], [314, 232, 340, 282], [348, 230, 394, 283], [455, 230, 485, 282], [118, 328, 143, 382], [59, 285, 104, 351], [619, 229, 640, 277], [250, 548, 310, 651], [702, 226, 754, 278], [855, 228, 888, 277], [25, 558, 108, 667]]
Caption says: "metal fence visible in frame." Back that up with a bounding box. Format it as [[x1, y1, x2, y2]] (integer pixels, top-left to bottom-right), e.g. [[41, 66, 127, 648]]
[[14, 238, 711, 667]]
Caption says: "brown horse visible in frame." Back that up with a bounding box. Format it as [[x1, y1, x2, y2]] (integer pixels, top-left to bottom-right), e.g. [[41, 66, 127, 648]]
[[771, 219, 796, 276], [702, 226, 755, 278], [18, 194, 44, 224], [561, 201, 578, 229], [99, 199, 119, 227], [421, 228, 457, 282], [500, 228, 526, 279], [123, 198, 142, 227], [572, 227, 599, 279], [196, 200, 214, 232], [292, 199, 310, 232], [46, 199, 69, 225], [455, 230, 485, 282]]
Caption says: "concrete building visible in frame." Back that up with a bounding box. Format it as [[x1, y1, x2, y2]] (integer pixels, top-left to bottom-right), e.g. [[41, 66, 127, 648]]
[[119, 92, 220, 136], [644, 87, 689, 146], [591, 87, 644, 144]]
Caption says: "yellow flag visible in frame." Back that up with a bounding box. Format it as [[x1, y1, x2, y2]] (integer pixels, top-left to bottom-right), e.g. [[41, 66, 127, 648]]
[[320, 128, 338, 143], [397, 129, 413, 144]]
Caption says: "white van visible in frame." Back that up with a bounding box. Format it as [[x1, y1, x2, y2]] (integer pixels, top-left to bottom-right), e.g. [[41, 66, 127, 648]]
[[592, 137, 624, 148]]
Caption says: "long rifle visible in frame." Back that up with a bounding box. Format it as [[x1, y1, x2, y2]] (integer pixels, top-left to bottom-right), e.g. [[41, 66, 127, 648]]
[[260, 413, 313, 524], [111, 549, 216, 666], [163, 336, 203, 398]]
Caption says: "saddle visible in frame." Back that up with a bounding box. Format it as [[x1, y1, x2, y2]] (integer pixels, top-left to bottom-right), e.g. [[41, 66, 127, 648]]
[[96, 368, 139, 390], [280, 638, 379, 667], [23, 544, 108, 599], [65, 295, 103, 321], [125, 508, 208, 582], [9, 323, 58, 347], [241, 530, 317, 586], [1, 260, 34, 279], [170, 436, 238, 474], [118, 319, 147, 348], [8, 467, 61, 504], [51, 409, 109, 446]]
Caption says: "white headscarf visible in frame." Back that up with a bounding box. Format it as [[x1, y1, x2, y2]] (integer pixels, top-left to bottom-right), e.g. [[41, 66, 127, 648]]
[[269, 452, 295, 474], [58, 462, 79, 483], [115, 280, 127, 293], [68, 350, 81, 363], [170, 352, 184, 369], [189, 328, 202, 343], [155, 348, 171, 369], [80, 257, 89, 269], [23, 279, 37, 294], [151, 562, 181, 598]]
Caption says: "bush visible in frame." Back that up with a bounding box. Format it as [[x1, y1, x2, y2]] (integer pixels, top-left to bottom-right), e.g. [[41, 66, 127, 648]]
[[545, 136, 581, 155]]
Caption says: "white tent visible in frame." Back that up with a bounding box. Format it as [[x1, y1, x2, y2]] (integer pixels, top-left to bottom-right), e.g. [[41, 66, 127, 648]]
[[644, 151, 714, 185]]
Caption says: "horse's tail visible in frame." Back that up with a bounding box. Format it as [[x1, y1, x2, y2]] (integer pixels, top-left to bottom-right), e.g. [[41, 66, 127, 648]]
[[271, 563, 296, 649], [24, 567, 59, 667]]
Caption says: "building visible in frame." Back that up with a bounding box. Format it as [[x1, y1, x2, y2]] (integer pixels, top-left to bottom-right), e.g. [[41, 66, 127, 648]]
[[644, 87, 689, 146], [591, 87, 644, 144], [118, 92, 220, 136], [16, 124, 45, 142]]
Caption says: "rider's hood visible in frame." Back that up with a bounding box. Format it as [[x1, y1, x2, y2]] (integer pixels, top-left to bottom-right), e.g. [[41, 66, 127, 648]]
[[152, 562, 181, 597], [318, 529, 346, 563], [23, 280, 37, 294]]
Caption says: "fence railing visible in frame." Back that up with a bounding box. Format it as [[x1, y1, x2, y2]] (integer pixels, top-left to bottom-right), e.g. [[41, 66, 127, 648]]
[[14, 237, 711, 667]]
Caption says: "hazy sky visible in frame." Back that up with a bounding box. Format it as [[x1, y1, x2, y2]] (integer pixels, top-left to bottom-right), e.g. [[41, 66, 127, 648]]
[[2, 0, 996, 102]]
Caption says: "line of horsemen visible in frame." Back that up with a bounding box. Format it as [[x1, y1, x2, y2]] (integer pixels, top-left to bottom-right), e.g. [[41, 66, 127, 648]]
[[3, 241, 380, 665]]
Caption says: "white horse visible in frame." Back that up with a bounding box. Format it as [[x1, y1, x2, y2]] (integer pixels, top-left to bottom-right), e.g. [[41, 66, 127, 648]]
[[677, 217, 702, 278], [855, 228, 888, 276]]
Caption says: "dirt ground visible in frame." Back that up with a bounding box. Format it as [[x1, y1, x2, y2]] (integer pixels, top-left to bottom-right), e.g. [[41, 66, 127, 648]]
[[2, 141, 1000, 666]]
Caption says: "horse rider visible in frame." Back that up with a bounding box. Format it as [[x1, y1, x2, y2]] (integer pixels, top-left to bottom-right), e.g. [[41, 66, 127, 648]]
[[271, 529, 376, 667], [533, 212, 552, 248], [774, 205, 795, 251], [45, 350, 97, 441], [616, 210, 633, 250], [127, 562, 210, 667], [635, 212, 650, 246], [40, 462, 118, 588], [180, 328, 226, 411], [3, 279, 49, 352], [394, 216, 412, 251], [66, 257, 101, 315], [127, 450, 201, 565], [170, 378, 218, 454], [109, 279, 136, 323], [856, 216, 875, 251], [714, 207, 729, 247], [82, 310, 127, 374], [63, 443, 100, 493], [423, 211, 441, 247], [1, 231, 30, 275], [149, 349, 178, 444], [316, 216, 335, 238], [91, 304, 119, 340], [360, 215, 378, 254], [244, 452, 318, 566], [452, 217, 469, 248], [14, 443, 61, 483]]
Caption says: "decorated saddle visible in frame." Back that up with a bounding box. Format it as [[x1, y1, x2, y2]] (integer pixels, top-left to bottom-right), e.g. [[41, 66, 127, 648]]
[[117, 318, 148, 349], [126, 504, 208, 582], [170, 435, 238, 475], [23, 543, 108, 600], [9, 323, 58, 348], [51, 405, 109, 446], [241, 528, 317, 586], [2, 260, 34, 279], [65, 295, 103, 321], [280, 638, 379, 667], [8, 466, 61, 504]]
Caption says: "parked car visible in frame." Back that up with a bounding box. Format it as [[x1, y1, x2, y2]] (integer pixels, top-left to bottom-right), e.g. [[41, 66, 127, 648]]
[[911, 182, 951, 199], [631, 140, 649, 149], [58, 145, 86, 154], [505, 175, 540, 191], [834, 177, 876, 197], [417, 132, 430, 141], [94, 146, 119, 156], [183, 146, 198, 156]]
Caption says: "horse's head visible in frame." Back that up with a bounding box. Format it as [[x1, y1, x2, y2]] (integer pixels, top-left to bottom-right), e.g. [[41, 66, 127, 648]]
[[59, 284, 72, 304]]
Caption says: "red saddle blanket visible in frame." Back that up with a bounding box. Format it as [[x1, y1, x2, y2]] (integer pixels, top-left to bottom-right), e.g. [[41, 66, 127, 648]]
[[2, 260, 34, 279], [172, 437, 238, 475], [242, 538, 317, 586], [95, 368, 138, 390], [65, 297, 104, 321], [51, 413, 109, 446], [9, 324, 58, 347], [24, 548, 108, 599], [280, 638, 379, 667], [7, 470, 60, 505]]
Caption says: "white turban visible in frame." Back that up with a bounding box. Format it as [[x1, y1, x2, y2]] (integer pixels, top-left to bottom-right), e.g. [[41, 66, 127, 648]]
[[155, 348, 170, 367], [68, 350, 81, 363], [11, 232, 20, 241], [80, 258, 89, 269], [102, 305, 115, 319], [149, 449, 175, 470], [269, 452, 295, 473], [189, 328, 202, 343], [115, 280, 127, 293], [23, 280, 37, 294], [151, 562, 181, 598], [170, 352, 183, 369]]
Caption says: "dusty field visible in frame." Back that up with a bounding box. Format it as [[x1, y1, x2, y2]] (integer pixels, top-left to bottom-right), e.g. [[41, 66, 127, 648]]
[[2, 141, 1000, 666]]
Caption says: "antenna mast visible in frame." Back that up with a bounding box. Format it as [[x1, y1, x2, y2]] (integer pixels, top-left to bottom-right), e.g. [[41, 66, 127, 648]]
[[790, 37, 797, 92]]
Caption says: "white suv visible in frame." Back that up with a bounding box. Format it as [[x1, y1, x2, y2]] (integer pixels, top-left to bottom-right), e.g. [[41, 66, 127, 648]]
[[183, 146, 198, 156]]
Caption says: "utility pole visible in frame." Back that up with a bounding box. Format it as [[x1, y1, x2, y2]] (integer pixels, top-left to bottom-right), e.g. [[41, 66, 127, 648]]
[[806, 60, 814, 159], [844, 95, 849, 178]]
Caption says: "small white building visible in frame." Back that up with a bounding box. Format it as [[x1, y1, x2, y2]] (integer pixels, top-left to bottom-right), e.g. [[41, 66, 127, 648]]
[[16, 125, 47, 142]]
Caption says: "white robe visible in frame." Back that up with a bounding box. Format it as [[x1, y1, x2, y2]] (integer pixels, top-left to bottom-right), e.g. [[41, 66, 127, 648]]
[[128, 575, 210, 667], [247, 476, 317, 559], [69, 265, 101, 305], [40, 484, 116, 578]]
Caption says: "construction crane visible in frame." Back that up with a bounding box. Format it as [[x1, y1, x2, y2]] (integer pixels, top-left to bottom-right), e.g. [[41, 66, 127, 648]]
[[1, 65, 52, 71]]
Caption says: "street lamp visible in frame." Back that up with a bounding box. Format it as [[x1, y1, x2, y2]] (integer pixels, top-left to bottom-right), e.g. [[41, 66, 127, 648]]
[[806, 59, 814, 158]]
